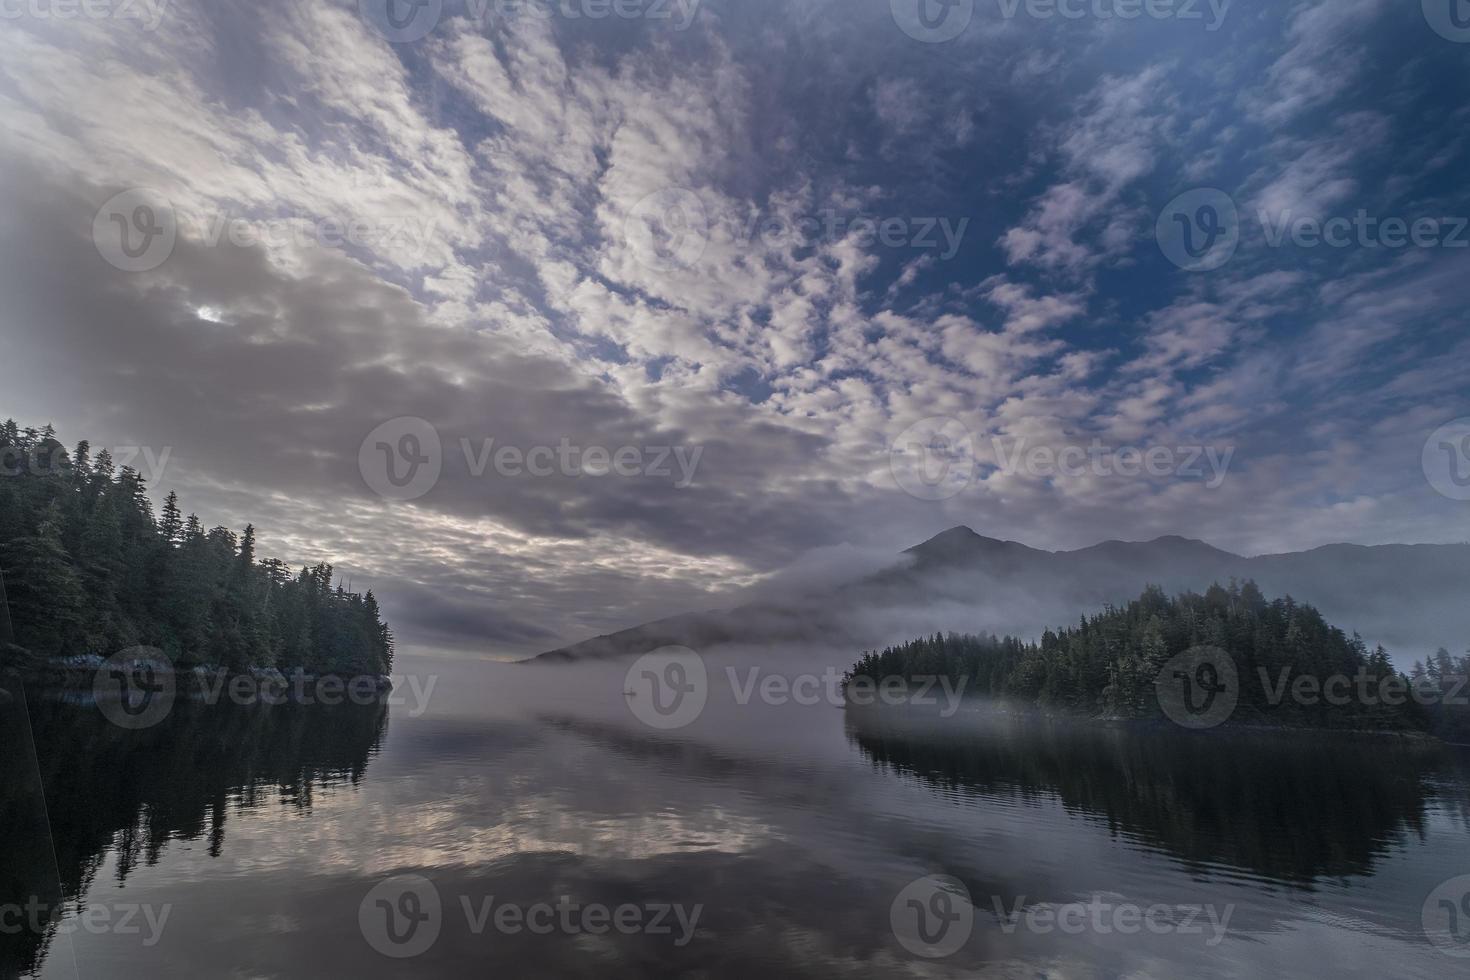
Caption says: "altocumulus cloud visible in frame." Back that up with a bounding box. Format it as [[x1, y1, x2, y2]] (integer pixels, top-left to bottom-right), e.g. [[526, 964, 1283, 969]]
[[2, 0, 1468, 657]]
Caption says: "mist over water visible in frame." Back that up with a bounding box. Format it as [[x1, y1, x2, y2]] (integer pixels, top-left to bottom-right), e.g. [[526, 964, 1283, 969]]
[[542, 531, 1470, 672], [5, 649, 1468, 978], [4, 0, 1469, 976]]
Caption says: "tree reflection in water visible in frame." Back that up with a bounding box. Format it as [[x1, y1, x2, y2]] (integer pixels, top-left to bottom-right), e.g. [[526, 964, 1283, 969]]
[[846, 707, 1470, 885], [0, 688, 387, 978]]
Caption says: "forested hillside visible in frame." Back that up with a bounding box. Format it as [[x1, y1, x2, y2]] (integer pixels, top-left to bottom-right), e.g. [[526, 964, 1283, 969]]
[[0, 421, 392, 676], [847, 581, 1470, 736]]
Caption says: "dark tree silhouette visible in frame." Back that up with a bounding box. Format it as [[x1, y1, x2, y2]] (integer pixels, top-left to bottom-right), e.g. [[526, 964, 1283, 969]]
[[846, 582, 1460, 735], [0, 421, 392, 676]]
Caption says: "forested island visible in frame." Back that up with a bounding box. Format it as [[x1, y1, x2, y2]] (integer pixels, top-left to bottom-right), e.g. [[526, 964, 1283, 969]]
[[846, 581, 1470, 740], [0, 421, 393, 679]]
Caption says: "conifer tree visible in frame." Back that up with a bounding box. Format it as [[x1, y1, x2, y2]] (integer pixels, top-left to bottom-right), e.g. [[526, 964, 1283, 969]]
[[0, 421, 393, 677], [2, 501, 86, 659], [159, 491, 183, 545]]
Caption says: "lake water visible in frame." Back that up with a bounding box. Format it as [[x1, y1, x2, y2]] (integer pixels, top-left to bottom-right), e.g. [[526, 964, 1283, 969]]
[[4, 651, 1470, 978]]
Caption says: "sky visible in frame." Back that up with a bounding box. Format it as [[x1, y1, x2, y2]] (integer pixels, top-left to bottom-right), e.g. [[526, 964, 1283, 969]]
[[2, 0, 1469, 660]]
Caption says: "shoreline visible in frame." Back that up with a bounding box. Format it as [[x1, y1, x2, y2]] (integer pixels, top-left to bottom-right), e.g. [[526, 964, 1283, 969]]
[[841, 697, 1445, 742], [2, 660, 393, 700]]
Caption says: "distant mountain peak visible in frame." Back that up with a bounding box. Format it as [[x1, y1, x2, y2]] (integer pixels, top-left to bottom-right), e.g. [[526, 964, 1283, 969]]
[[904, 526, 1045, 566], [534, 528, 1470, 666], [906, 526, 987, 553], [909, 525, 980, 546]]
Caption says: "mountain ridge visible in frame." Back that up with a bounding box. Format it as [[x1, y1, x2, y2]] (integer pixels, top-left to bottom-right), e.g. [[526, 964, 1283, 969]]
[[532, 527, 1470, 666]]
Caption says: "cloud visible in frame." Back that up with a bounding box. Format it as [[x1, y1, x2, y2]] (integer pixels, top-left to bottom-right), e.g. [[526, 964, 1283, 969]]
[[1245, 0, 1389, 127], [1, 0, 1466, 659], [999, 65, 1175, 276]]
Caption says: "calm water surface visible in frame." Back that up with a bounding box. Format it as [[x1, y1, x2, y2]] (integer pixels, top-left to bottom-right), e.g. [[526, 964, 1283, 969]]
[[4, 652, 1469, 978]]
